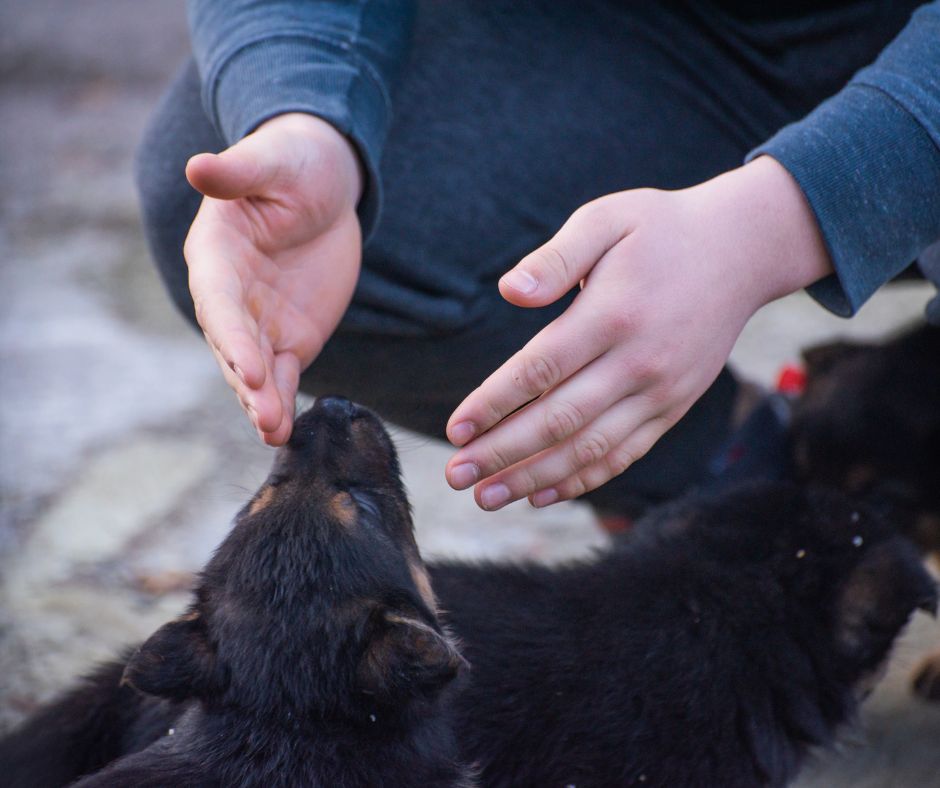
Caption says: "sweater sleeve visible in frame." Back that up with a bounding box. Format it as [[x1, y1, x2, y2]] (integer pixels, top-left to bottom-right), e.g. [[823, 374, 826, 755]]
[[747, 1, 940, 317], [187, 0, 415, 240]]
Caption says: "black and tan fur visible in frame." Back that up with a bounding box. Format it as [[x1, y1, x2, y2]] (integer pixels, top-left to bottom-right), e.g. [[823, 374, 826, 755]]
[[1, 398, 935, 786]]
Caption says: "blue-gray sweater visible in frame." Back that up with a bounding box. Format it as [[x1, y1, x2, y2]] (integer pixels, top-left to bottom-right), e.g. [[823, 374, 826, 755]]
[[188, 0, 940, 320]]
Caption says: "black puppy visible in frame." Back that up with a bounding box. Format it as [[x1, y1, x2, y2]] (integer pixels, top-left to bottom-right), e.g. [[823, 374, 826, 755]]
[[434, 483, 936, 787], [2, 400, 936, 787], [1, 397, 473, 787], [790, 322, 940, 699]]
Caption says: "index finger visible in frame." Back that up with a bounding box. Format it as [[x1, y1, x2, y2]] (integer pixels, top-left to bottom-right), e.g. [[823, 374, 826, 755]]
[[446, 297, 613, 446]]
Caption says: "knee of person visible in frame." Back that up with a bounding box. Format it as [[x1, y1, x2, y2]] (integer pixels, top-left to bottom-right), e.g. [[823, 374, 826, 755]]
[[133, 122, 202, 330], [134, 123, 168, 221], [133, 110, 197, 239], [136, 179, 199, 327], [132, 61, 218, 331]]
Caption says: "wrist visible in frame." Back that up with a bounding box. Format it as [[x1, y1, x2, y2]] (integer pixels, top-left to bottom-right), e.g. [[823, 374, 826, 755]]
[[692, 156, 833, 309]]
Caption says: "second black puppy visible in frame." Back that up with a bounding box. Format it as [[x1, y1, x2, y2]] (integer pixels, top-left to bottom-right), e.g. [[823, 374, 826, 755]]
[[435, 484, 936, 787]]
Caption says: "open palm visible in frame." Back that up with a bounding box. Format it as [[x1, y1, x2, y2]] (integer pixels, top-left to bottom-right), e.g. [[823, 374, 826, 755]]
[[184, 113, 363, 445]]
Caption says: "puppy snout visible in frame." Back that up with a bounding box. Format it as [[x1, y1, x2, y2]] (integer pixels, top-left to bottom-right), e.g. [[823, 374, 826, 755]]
[[314, 396, 360, 423], [289, 397, 362, 443], [282, 399, 393, 483]]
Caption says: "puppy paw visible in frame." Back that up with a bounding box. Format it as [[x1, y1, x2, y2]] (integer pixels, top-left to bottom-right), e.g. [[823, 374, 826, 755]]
[[912, 650, 940, 701]]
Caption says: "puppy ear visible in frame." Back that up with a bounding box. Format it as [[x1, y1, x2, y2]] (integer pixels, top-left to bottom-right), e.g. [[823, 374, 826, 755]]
[[357, 610, 467, 701], [835, 540, 937, 669], [801, 340, 867, 376], [121, 612, 222, 700]]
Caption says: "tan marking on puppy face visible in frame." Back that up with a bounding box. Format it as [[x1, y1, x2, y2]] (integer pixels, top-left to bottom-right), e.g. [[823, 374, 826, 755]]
[[330, 491, 358, 529], [409, 559, 438, 611], [248, 485, 276, 515], [177, 610, 200, 623]]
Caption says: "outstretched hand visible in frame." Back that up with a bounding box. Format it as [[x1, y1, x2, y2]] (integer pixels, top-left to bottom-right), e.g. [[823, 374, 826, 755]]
[[184, 113, 363, 445], [445, 156, 832, 510]]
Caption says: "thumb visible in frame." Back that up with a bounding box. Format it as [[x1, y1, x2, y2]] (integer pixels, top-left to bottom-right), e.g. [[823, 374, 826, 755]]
[[185, 141, 278, 200], [499, 202, 627, 307]]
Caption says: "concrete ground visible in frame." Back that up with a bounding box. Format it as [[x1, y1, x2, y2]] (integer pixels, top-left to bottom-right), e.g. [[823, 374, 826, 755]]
[[0, 2, 937, 785]]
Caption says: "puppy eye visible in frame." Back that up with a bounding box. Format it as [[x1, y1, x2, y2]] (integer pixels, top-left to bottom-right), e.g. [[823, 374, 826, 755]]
[[349, 489, 382, 521]]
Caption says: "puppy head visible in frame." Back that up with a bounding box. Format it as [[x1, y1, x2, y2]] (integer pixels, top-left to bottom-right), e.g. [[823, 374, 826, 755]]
[[123, 397, 464, 725], [790, 325, 940, 550]]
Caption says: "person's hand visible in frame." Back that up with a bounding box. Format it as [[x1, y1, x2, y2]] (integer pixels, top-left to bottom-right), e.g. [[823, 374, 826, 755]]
[[184, 113, 363, 445], [444, 156, 832, 510]]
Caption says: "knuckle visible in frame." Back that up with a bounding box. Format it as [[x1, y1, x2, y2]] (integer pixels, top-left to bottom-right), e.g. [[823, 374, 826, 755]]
[[626, 353, 663, 383], [482, 387, 507, 425], [565, 474, 589, 500], [597, 310, 638, 344], [513, 464, 545, 496], [642, 383, 672, 409], [578, 465, 608, 496], [607, 446, 641, 477], [512, 355, 561, 399], [655, 410, 681, 431], [465, 386, 506, 429], [482, 397, 505, 427], [542, 400, 584, 444], [572, 432, 610, 469], [535, 245, 573, 285], [483, 442, 515, 473]]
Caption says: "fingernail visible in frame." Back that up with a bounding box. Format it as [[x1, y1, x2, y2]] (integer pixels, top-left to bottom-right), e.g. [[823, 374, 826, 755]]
[[449, 421, 475, 446], [449, 463, 479, 489], [531, 488, 559, 508], [481, 483, 511, 510], [232, 363, 246, 384], [501, 269, 538, 295]]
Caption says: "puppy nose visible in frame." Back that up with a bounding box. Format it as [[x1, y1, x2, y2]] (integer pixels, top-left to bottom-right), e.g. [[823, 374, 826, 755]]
[[314, 396, 359, 424]]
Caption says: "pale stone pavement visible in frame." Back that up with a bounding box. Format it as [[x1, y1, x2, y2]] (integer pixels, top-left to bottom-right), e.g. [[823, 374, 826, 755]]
[[0, 2, 937, 785]]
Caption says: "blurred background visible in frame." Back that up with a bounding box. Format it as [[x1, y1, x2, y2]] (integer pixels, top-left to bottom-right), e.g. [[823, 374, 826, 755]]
[[0, 2, 937, 785]]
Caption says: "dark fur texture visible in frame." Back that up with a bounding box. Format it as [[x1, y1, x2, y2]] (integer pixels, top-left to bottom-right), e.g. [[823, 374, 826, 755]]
[[2, 399, 936, 787], [791, 322, 940, 699]]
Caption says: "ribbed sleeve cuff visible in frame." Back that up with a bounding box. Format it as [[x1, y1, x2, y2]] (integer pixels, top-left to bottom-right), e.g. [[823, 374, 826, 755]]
[[748, 84, 940, 316], [208, 35, 390, 240]]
